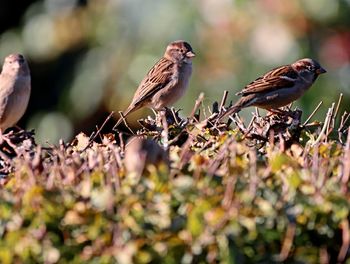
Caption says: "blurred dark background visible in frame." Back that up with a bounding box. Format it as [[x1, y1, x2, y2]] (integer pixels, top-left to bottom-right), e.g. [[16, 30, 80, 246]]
[[1, 0, 349, 143]]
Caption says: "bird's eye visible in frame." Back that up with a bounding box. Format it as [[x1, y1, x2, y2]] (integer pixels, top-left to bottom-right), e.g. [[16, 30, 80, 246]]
[[180, 49, 184, 53]]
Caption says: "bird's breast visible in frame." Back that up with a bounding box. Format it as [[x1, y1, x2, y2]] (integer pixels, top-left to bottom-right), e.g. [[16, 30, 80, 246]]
[[0, 76, 31, 130], [151, 63, 192, 110]]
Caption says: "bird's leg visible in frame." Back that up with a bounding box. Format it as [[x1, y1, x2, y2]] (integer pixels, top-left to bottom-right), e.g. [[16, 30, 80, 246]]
[[154, 109, 165, 126], [170, 107, 180, 125], [164, 107, 180, 125], [155, 107, 176, 126], [163, 107, 172, 118]]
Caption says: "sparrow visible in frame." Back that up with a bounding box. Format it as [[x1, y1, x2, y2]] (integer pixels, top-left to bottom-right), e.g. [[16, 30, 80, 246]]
[[0, 54, 31, 131], [124, 136, 168, 175], [114, 40, 195, 128], [217, 58, 326, 120]]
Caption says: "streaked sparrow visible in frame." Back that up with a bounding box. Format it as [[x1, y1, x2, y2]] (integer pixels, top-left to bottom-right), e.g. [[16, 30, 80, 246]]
[[0, 54, 31, 130], [218, 58, 326, 120], [124, 136, 168, 175], [114, 40, 195, 128]]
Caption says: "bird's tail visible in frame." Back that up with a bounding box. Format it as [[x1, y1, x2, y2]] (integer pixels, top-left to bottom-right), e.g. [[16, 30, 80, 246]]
[[216, 95, 255, 122], [113, 106, 134, 130], [216, 105, 241, 122], [113, 115, 124, 129]]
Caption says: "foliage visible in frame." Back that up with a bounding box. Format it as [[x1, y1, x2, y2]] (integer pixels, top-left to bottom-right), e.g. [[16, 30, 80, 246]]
[[0, 95, 350, 264]]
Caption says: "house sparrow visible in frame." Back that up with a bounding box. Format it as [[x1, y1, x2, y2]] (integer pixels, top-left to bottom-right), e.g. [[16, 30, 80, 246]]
[[0, 54, 31, 131], [218, 58, 326, 120], [114, 40, 195, 128], [124, 136, 168, 175]]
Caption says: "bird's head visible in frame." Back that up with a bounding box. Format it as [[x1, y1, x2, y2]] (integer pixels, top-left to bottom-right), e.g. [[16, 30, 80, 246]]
[[292, 58, 326, 82], [164, 40, 195, 64], [2, 54, 30, 76]]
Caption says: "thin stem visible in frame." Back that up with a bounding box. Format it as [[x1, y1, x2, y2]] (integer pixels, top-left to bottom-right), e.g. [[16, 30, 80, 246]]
[[303, 101, 323, 126]]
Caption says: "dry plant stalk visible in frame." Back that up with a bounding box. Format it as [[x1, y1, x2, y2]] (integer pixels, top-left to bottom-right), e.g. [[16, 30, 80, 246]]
[[0, 92, 349, 263]]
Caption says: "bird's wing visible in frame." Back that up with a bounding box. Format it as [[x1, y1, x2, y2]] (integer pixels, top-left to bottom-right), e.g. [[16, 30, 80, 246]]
[[0, 73, 15, 121], [130, 57, 175, 108], [237, 65, 298, 96]]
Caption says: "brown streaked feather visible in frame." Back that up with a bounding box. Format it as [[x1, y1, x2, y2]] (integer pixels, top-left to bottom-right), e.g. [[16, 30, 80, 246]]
[[130, 57, 175, 108], [114, 58, 175, 128], [238, 65, 298, 96]]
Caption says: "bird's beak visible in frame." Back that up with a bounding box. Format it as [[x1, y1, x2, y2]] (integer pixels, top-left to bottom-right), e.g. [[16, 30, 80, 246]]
[[186, 51, 196, 58], [316, 67, 327, 74]]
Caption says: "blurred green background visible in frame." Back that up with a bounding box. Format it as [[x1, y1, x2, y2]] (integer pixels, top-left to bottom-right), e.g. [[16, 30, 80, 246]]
[[1, 0, 349, 143]]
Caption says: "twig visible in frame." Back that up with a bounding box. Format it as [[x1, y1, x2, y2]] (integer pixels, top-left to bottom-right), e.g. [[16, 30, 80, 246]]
[[255, 107, 260, 117], [207, 105, 213, 116], [303, 101, 323, 126], [112, 111, 124, 131], [228, 114, 245, 133], [340, 112, 350, 131], [171, 136, 194, 177], [278, 223, 296, 261], [247, 115, 257, 131], [111, 145, 122, 189], [313, 105, 334, 146], [341, 127, 350, 193], [248, 149, 257, 196], [201, 99, 208, 120], [338, 112, 350, 143], [88, 131, 96, 142], [113, 111, 135, 135], [219, 90, 229, 114], [96, 125, 103, 141], [122, 112, 136, 135], [222, 176, 236, 209], [337, 219, 350, 263], [207, 118, 222, 134], [332, 93, 343, 126], [82, 111, 114, 152], [208, 138, 232, 175], [2, 137, 20, 155], [168, 130, 186, 146], [170, 107, 180, 125], [197, 137, 213, 153], [235, 114, 246, 130], [190, 93, 205, 120], [119, 133, 125, 153], [325, 103, 336, 137], [225, 101, 234, 127]]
